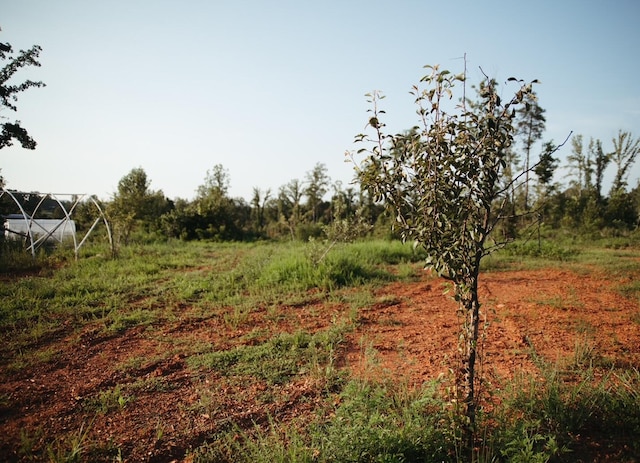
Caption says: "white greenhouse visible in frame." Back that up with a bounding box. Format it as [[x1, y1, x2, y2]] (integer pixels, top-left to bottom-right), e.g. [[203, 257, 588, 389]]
[[3, 214, 76, 243]]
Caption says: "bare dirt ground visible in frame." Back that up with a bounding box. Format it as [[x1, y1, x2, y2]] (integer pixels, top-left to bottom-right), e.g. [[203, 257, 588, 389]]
[[1, 264, 639, 462]]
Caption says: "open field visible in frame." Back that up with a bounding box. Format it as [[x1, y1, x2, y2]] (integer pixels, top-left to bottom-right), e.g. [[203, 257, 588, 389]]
[[1, 239, 639, 462]]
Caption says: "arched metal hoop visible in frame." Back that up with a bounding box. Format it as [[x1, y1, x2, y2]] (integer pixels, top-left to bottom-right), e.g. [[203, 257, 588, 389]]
[[1, 189, 114, 259]]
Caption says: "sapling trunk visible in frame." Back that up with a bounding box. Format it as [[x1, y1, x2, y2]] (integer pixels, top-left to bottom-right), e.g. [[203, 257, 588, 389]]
[[456, 275, 482, 449]]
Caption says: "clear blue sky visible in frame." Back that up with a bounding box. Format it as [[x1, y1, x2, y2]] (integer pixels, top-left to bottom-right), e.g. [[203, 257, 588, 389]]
[[2, 0, 639, 201]]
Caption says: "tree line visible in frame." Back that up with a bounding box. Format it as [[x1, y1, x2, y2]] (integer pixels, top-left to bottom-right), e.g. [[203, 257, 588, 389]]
[[96, 122, 639, 246], [2, 124, 638, 249], [98, 162, 384, 246]]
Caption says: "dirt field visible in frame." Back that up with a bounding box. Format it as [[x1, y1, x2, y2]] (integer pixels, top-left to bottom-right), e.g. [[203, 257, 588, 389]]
[[1, 263, 639, 461]]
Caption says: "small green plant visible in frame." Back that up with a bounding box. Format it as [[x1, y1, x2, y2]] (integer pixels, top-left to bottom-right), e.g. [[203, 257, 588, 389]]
[[572, 334, 596, 369], [84, 385, 133, 414], [222, 304, 253, 329], [191, 380, 226, 418], [495, 419, 563, 463], [18, 427, 42, 460], [129, 375, 173, 394], [45, 419, 93, 463], [155, 419, 165, 443]]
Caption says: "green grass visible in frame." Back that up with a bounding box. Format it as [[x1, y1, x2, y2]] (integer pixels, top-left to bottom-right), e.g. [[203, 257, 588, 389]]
[[191, 377, 454, 463], [190, 364, 640, 463], [496, 366, 640, 460], [83, 384, 133, 414], [188, 323, 348, 387], [480, 237, 579, 272], [44, 419, 93, 463], [531, 287, 584, 311]]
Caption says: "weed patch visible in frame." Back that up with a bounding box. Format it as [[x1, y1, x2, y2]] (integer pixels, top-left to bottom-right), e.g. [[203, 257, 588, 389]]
[[191, 365, 640, 463], [188, 327, 345, 386], [191, 377, 453, 463]]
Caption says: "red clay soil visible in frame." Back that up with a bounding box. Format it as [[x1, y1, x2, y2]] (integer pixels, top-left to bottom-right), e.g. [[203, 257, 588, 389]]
[[1, 265, 639, 462], [351, 267, 640, 387]]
